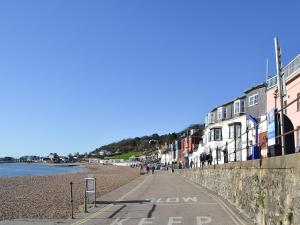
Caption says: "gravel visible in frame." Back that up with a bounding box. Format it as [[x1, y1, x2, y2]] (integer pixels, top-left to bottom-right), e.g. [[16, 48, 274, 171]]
[[0, 165, 139, 221]]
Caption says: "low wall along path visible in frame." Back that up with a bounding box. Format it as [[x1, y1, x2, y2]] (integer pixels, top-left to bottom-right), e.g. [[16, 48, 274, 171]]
[[176, 154, 300, 225]]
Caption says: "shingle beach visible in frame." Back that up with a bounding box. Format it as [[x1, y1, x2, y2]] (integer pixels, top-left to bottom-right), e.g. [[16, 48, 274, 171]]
[[0, 165, 139, 221]]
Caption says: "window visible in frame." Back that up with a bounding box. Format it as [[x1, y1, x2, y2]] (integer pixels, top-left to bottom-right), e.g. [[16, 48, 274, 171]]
[[235, 124, 241, 138], [241, 100, 245, 112], [228, 123, 241, 139], [297, 93, 300, 111], [210, 130, 214, 141], [223, 107, 227, 119], [209, 112, 215, 123], [209, 128, 222, 141], [217, 107, 223, 120], [234, 101, 240, 114], [229, 125, 234, 138], [214, 128, 222, 141], [234, 100, 245, 114], [248, 93, 259, 106]]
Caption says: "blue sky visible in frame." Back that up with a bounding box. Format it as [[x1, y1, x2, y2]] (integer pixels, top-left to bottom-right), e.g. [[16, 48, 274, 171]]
[[0, 0, 299, 157]]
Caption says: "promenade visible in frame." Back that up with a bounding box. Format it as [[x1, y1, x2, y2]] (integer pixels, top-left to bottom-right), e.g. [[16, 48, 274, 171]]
[[1, 171, 252, 225]]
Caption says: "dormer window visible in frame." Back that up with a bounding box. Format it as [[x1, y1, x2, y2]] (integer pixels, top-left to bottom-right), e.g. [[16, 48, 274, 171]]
[[223, 107, 227, 119], [210, 112, 215, 123], [234, 100, 245, 114], [249, 93, 258, 106], [217, 107, 223, 120], [217, 107, 227, 120]]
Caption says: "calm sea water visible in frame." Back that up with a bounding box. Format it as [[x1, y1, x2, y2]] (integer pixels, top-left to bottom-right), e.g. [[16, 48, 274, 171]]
[[0, 163, 86, 177]]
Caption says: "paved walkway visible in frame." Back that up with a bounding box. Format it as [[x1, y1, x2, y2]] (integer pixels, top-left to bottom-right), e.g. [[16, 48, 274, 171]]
[[0, 171, 253, 225]]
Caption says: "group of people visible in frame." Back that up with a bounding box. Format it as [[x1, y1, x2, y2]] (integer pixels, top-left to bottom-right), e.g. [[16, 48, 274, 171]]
[[139, 163, 175, 174], [140, 164, 155, 174], [178, 153, 214, 169]]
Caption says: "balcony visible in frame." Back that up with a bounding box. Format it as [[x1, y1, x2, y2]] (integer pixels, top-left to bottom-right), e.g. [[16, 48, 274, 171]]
[[267, 54, 300, 89]]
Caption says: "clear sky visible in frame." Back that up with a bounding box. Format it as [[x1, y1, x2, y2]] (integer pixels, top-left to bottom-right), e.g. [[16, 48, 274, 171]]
[[0, 0, 299, 157]]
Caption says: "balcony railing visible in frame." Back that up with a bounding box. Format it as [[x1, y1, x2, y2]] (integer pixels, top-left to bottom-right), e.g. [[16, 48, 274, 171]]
[[267, 54, 300, 89]]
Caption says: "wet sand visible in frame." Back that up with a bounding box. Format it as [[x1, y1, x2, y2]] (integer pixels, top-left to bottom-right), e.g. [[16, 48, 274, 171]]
[[0, 165, 139, 221]]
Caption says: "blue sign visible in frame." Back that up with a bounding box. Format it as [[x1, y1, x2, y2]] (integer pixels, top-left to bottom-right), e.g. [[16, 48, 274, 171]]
[[267, 108, 277, 146]]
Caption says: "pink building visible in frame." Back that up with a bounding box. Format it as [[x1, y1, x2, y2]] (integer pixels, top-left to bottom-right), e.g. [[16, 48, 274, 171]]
[[266, 54, 300, 152]]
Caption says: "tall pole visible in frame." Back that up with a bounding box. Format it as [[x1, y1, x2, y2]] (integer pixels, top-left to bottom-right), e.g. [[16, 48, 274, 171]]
[[274, 37, 285, 156]]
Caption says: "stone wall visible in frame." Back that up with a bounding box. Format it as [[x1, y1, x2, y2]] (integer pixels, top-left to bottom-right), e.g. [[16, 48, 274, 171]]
[[176, 154, 300, 225]]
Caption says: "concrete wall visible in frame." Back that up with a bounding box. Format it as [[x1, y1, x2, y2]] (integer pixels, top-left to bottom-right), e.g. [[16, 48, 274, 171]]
[[176, 154, 300, 225]]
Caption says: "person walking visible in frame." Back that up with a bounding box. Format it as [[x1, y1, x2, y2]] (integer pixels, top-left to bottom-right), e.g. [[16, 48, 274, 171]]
[[190, 160, 194, 169], [151, 165, 155, 174]]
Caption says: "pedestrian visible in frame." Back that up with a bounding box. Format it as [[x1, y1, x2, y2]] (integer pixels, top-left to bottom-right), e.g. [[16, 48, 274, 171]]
[[190, 160, 194, 169], [146, 165, 150, 174], [151, 166, 155, 174], [140, 164, 143, 174]]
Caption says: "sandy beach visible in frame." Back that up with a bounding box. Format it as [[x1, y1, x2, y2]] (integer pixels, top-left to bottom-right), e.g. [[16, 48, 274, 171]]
[[0, 165, 139, 221]]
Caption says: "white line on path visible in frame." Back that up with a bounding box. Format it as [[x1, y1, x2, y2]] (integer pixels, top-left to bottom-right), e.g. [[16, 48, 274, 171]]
[[183, 177, 248, 225], [71, 175, 152, 225]]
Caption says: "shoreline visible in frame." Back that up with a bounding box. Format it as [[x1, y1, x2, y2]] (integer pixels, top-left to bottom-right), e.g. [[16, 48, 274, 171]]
[[0, 162, 90, 178], [0, 165, 140, 221]]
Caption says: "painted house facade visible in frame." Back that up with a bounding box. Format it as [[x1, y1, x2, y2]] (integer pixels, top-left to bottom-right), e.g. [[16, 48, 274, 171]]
[[266, 54, 300, 152], [201, 83, 267, 164]]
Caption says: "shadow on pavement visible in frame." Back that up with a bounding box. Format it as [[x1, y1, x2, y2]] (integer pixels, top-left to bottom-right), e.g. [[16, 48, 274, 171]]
[[96, 200, 151, 205]]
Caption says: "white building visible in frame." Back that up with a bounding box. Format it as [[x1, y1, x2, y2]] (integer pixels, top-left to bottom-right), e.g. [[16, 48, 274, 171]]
[[201, 83, 267, 164]]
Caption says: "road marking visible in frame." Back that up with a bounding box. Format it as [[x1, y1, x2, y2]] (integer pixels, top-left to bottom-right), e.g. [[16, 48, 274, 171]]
[[166, 197, 179, 203], [137, 217, 154, 225], [71, 175, 151, 225], [183, 178, 247, 225], [197, 216, 212, 225], [109, 216, 212, 225], [167, 217, 183, 225], [182, 197, 197, 202], [154, 202, 218, 206], [109, 218, 131, 225], [150, 196, 199, 203]]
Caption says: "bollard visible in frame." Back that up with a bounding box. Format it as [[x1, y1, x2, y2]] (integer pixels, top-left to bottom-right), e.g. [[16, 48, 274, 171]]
[[70, 182, 74, 219], [94, 178, 97, 208], [84, 179, 88, 213]]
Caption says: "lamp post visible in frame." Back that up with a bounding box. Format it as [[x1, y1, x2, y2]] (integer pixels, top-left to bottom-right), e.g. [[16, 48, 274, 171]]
[[274, 37, 286, 156]]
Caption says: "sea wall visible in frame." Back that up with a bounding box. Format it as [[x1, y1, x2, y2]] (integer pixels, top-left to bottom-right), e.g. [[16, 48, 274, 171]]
[[176, 154, 300, 225]]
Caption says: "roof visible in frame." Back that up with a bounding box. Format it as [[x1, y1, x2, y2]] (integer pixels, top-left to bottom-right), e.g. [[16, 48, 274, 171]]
[[211, 95, 246, 112], [244, 83, 266, 94]]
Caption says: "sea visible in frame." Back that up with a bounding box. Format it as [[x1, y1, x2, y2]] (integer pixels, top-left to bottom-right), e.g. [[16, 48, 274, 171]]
[[0, 163, 86, 177]]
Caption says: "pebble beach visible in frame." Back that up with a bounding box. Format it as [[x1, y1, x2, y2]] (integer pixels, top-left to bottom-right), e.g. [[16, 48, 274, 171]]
[[0, 165, 139, 221]]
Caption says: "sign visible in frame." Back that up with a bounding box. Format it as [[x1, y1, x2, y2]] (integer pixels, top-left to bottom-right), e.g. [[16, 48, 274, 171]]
[[267, 108, 277, 146], [85, 177, 95, 193]]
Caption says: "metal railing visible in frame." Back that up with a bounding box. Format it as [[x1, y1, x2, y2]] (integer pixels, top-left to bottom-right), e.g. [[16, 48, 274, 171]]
[[192, 94, 300, 168], [267, 54, 300, 89]]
